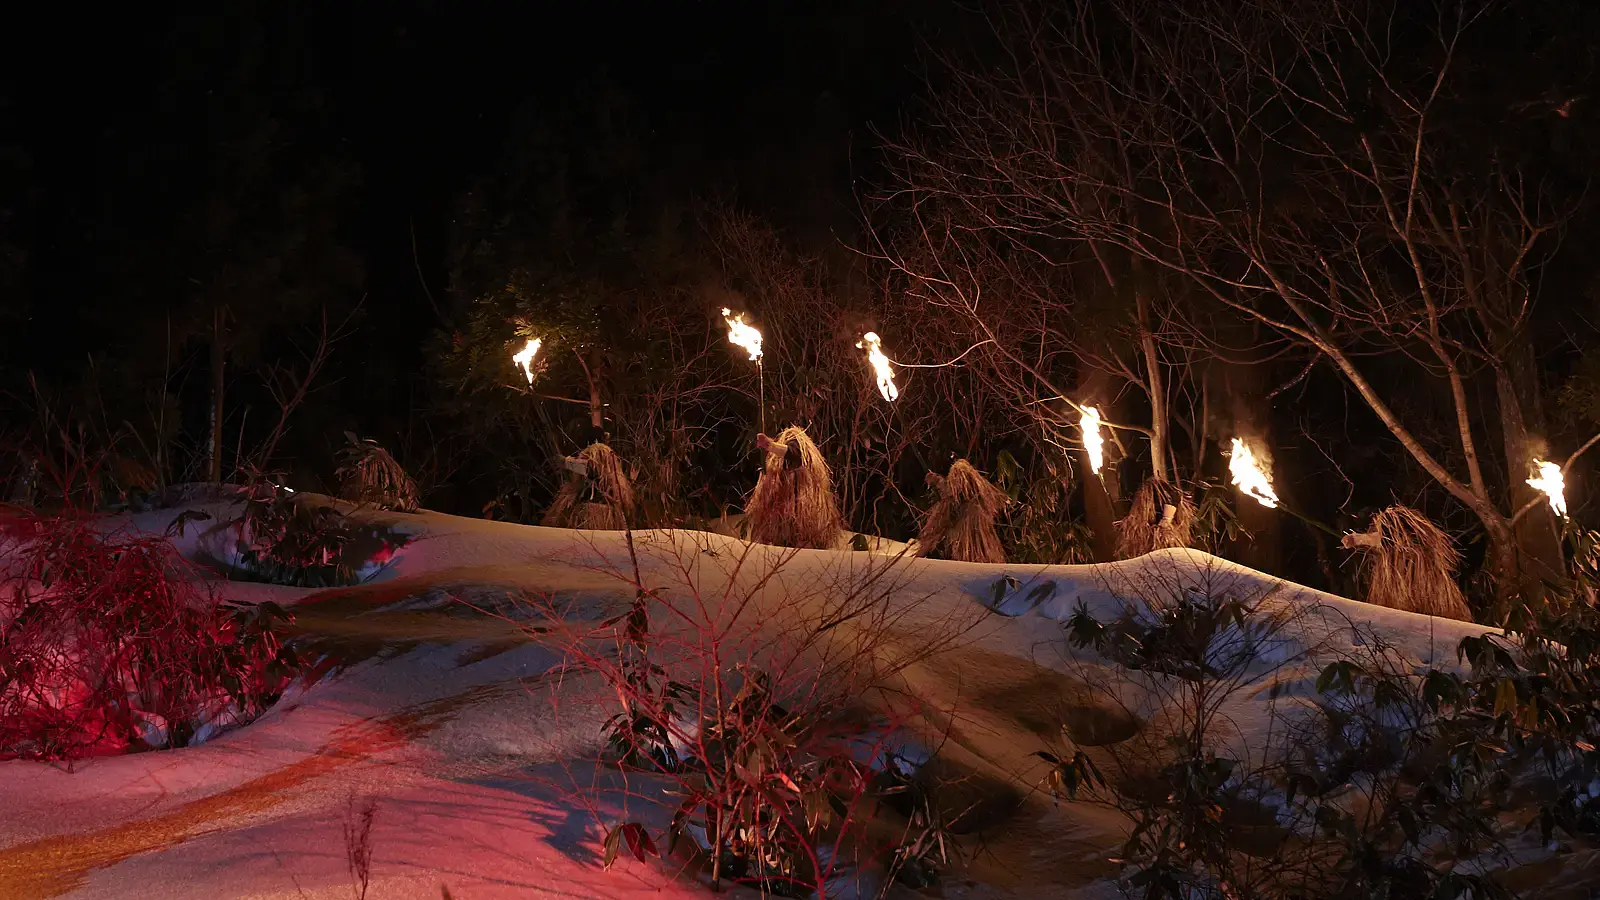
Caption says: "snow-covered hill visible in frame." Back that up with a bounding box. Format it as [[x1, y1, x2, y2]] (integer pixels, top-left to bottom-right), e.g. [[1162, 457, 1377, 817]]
[[0, 505, 1496, 899]]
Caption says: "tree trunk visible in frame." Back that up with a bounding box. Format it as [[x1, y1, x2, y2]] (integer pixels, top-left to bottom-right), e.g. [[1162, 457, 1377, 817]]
[[1135, 291, 1168, 481], [588, 371, 603, 433], [1486, 522, 1527, 623], [209, 304, 226, 484], [1495, 347, 1565, 602], [1083, 463, 1118, 563]]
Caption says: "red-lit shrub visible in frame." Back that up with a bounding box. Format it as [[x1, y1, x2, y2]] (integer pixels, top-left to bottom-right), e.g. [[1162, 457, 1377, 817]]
[[0, 511, 298, 760]]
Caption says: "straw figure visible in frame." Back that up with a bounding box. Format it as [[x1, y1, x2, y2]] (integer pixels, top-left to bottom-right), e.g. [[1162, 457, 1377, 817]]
[[1341, 505, 1471, 622], [541, 442, 635, 530], [336, 434, 419, 512], [1114, 478, 1196, 559], [744, 426, 843, 549], [919, 459, 1010, 563]]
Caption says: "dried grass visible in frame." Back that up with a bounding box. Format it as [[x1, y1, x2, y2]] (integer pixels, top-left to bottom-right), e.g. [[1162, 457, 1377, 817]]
[[541, 443, 635, 531], [745, 426, 843, 549], [1114, 478, 1195, 560], [1344, 505, 1471, 622], [919, 459, 1009, 563], [336, 436, 419, 512]]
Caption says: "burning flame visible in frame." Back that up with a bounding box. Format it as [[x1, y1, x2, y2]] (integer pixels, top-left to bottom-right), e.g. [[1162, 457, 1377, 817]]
[[1229, 437, 1280, 509], [511, 337, 542, 384], [722, 308, 763, 361], [1080, 405, 1105, 474], [856, 332, 899, 402], [1528, 459, 1568, 518]]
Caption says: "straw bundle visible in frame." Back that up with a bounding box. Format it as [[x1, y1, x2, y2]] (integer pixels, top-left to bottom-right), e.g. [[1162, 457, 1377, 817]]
[[1342, 505, 1471, 622], [336, 435, 419, 512], [1113, 478, 1195, 559], [919, 459, 1009, 563], [541, 442, 635, 530], [744, 426, 842, 549]]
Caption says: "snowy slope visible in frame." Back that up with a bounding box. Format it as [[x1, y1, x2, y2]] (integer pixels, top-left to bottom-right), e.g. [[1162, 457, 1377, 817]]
[[0, 505, 1496, 899]]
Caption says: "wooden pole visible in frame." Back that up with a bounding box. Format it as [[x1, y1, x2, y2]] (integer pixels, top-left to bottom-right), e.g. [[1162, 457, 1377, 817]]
[[574, 348, 604, 438]]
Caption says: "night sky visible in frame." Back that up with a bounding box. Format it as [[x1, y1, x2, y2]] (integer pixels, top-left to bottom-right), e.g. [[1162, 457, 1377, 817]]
[[2, 2, 926, 374]]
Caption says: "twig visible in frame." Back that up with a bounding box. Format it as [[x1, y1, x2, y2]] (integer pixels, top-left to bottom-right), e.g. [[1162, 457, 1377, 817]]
[[410, 218, 447, 327]]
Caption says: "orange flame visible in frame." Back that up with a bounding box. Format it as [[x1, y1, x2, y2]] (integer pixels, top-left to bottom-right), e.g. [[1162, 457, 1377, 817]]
[[721, 308, 763, 361], [1080, 405, 1104, 474], [856, 332, 899, 402], [511, 338, 542, 384], [1229, 438, 1279, 509], [1528, 459, 1567, 518]]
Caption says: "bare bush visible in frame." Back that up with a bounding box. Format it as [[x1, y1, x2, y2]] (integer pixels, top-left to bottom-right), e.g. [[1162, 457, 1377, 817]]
[[343, 795, 378, 900], [516, 530, 981, 896]]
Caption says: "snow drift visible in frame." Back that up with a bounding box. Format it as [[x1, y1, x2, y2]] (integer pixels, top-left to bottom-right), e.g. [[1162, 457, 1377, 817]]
[[0, 502, 1498, 898]]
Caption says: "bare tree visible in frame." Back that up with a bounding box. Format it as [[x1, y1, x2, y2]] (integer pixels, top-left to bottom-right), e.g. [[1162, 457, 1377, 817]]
[[249, 304, 361, 474], [866, 176, 1230, 557], [887, 0, 1591, 604]]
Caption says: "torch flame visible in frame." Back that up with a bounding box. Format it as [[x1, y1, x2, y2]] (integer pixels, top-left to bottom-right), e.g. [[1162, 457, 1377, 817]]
[[1229, 437, 1280, 509], [511, 337, 542, 384], [856, 332, 900, 402], [1528, 459, 1568, 518], [722, 308, 763, 361], [1080, 405, 1105, 474]]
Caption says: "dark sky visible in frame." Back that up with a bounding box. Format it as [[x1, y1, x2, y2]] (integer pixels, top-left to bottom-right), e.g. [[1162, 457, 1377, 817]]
[[0, 0, 944, 491], [2, 1, 931, 376]]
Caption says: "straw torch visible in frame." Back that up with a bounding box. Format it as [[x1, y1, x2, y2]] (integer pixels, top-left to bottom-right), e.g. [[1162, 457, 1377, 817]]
[[856, 332, 900, 402], [1528, 459, 1568, 519], [511, 337, 542, 384], [1228, 436, 1338, 536], [722, 308, 765, 430], [1079, 405, 1105, 475]]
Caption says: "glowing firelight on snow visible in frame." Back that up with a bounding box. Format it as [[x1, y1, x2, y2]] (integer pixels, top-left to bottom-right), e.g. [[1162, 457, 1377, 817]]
[[721, 308, 763, 361], [511, 337, 542, 384], [1079, 405, 1105, 474], [856, 332, 899, 402], [1528, 459, 1568, 518], [1229, 437, 1280, 509]]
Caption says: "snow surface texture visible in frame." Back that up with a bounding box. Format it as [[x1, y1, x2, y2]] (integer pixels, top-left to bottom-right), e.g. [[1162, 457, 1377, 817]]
[[0, 504, 1500, 898]]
